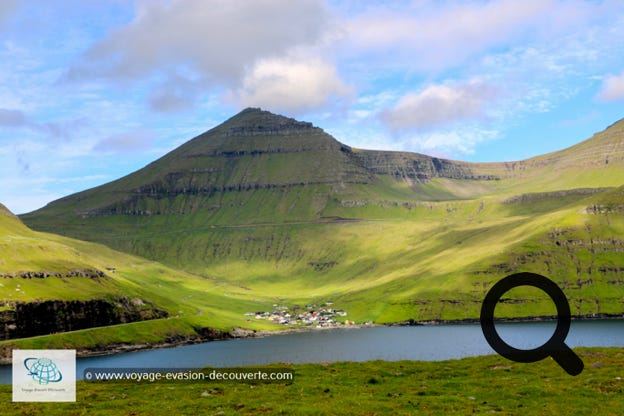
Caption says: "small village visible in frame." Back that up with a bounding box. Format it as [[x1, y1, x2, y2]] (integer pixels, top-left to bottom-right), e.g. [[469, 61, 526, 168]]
[[244, 302, 356, 327]]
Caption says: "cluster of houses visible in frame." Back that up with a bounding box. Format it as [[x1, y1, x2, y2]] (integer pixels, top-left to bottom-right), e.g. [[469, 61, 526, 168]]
[[245, 302, 352, 327]]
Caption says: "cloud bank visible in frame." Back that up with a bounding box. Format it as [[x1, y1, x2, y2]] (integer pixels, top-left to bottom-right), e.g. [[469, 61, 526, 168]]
[[343, 0, 602, 72], [66, 0, 348, 113], [382, 81, 499, 132], [232, 57, 352, 113]]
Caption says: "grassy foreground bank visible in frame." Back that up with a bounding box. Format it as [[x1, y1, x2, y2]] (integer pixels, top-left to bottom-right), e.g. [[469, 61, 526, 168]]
[[1, 348, 623, 415]]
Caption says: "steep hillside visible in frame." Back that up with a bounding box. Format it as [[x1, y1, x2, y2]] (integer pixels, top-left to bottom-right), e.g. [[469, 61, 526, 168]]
[[18, 110, 624, 325], [0, 203, 280, 357]]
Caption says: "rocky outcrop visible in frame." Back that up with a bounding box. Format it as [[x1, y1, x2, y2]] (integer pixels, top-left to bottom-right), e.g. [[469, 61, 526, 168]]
[[223, 120, 316, 137], [0, 269, 105, 279], [0, 297, 168, 340], [503, 188, 612, 205], [218, 107, 316, 137], [586, 204, 624, 214]]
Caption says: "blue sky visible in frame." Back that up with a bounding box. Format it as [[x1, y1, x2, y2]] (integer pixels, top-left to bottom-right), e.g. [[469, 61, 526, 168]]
[[1, 0, 624, 214]]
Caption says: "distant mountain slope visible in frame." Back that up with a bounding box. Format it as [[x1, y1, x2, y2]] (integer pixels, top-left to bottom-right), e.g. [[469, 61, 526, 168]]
[[18, 110, 624, 325]]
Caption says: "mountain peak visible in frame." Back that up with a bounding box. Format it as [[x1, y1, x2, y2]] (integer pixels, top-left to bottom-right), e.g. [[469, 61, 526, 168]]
[[168, 108, 335, 161], [240, 106, 262, 113], [217, 107, 317, 138]]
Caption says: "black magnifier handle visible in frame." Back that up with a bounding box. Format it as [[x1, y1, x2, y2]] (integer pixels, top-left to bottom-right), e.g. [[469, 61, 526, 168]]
[[551, 343, 584, 376]]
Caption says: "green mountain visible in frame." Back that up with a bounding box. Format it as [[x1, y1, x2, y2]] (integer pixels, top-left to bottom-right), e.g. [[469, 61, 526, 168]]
[[20, 109, 624, 324]]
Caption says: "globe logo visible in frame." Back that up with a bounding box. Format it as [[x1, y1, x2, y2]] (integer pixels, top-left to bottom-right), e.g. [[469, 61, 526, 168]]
[[24, 357, 63, 384]]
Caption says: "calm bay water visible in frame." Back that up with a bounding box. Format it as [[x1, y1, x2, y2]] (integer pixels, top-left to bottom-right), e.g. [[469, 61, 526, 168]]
[[2, 320, 623, 384]]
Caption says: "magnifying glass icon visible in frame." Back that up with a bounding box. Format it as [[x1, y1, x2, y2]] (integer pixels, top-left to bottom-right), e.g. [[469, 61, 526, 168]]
[[480, 272, 584, 376]]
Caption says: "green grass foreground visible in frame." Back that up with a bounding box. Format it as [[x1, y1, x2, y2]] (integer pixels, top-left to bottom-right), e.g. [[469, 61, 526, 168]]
[[1, 348, 623, 415]]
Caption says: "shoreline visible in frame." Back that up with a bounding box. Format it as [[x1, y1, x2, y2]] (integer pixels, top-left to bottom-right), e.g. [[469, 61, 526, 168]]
[[388, 312, 624, 326], [2, 314, 623, 365]]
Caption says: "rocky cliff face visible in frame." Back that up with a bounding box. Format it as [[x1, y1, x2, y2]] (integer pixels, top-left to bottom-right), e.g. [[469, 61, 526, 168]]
[[351, 149, 500, 182], [0, 297, 167, 340], [220, 108, 316, 137]]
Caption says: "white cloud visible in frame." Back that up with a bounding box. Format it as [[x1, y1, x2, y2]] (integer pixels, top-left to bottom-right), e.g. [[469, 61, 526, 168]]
[[406, 128, 499, 155], [381, 80, 498, 131], [329, 122, 498, 156], [598, 71, 624, 101], [343, 0, 609, 72], [232, 57, 352, 113], [146, 0, 327, 80], [65, 0, 341, 113]]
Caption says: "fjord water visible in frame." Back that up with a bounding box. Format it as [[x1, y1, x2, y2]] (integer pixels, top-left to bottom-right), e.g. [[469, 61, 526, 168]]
[[2, 320, 623, 383]]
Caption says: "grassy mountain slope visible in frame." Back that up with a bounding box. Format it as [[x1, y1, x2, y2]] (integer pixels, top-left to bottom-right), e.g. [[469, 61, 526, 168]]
[[0, 203, 283, 356], [19, 110, 624, 326]]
